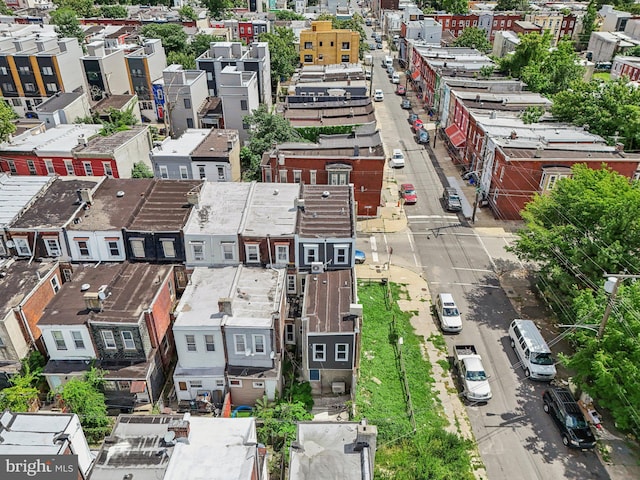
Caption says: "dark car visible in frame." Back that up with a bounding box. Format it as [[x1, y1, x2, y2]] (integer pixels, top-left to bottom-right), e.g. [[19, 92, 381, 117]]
[[376, 42, 383, 49], [443, 187, 462, 212], [408, 113, 419, 124], [415, 128, 429, 144], [401, 98, 412, 109], [543, 388, 597, 449]]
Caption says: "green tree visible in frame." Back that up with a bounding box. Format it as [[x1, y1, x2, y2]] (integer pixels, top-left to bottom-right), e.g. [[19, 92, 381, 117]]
[[579, 0, 598, 48], [141, 23, 187, 55], [259, 27, 299, 85], [626, 45, 640, 57], [317, 12, 367, 59], [60, 368, 111, 443], [53, 0, 96, 17], [0, 369, 39, 412], [275, 10, 305, 20], [189, 33, 224, 58], [498, 31, 552, 78], [494, 0, 528, 9], [440, 0, 468, 14], [520, 105, 544, 124], [167, 51, 196, 69], [99, 4, 128, 18], [202, 0, 230, 19], [0, 100, 17, 141], [452, 26, 491, 52], [178, 4, 197, 21], [242, 104, 304, 180], [552, 78, 640, 150], [50, 8, 85, 46], [132, 161, 154, 178], [520, 39, 584, 94], [0, 0, 13, 15]]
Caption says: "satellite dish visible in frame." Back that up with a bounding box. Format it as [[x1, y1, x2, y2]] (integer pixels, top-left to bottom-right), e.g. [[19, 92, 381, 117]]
[[81, 283, 91, 291], [5, 240, 14, 248], [98, 291, 107, 300], [163, 431, 175, 443]]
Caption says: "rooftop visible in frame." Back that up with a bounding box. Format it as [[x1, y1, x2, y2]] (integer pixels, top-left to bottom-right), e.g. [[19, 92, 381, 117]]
[[9, 177, 101, 230], [297, 185, 354, 238], [183, 182, 251, 236], [67, 178, 154, 231], [305, 270, 353, 334], [0, 259, 59, 322], [39, 262, 172, 326], [92, 95, 138, 114], [74, 126, 149, 156], [151, 129, 210, 157], [34, 92, 83, 113], [499, 145, 640, 161], [190, 129, 238, 158], [240, 183, 300, 237], [126, 180, 202, 231], [2, 124, 102, 155], [0, 173, 52, 227], [454, 91, 552, 110]]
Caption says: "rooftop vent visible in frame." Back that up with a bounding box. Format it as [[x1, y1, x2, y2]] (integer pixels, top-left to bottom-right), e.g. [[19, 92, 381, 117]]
[[322, 191, 330, 198]]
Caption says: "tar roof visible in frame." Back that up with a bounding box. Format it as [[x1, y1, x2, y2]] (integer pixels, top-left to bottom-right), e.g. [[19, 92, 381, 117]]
[[35, 92, 83, 113], [0, 410, 76, 456], [190, 129, 237, 158], [305, 270, 353, 333], [10, 177, 101, 230], [39, 262, 171, 326], [68, 178, 153, 230], [126, 180, 202, 231], [0, 259, 59, 321], [183, 182, 251, 235], [74, 126, 148, 155], [92, 94, 137, 113], [240, 183, 300, 237], [499, 146, 640, 161], [0, 174, 52, 227], [296, 185, 354, 238]]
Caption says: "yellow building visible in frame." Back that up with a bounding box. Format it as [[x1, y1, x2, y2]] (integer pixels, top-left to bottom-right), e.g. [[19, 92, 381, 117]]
[[299, 20, 361, 65]]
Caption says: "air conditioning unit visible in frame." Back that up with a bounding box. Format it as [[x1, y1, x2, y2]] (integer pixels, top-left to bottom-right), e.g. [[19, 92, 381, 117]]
[[332, 382, 346, 394], [349, 304, 363, 317], [77, 188, 93, 204], [186, 191, 199, 205], [310, 262, 324, 274]]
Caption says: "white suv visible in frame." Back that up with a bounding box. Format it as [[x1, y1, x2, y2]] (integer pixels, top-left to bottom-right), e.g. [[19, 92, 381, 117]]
[[374, 89, 384, 101], [389, 149, 405, 168]]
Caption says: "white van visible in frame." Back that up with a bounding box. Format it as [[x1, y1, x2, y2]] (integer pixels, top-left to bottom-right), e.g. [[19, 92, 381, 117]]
[[384, 56, 393, 68], [435, 293, 462, 333], [392, 72, 400, 84], [508, 319, 556, 381]]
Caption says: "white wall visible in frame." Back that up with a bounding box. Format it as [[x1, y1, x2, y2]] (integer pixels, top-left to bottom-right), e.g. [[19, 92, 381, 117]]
[[39, 324, 96, 361], [173, 327, 226, 368], [113, 127, 152, 179], [66, 231, 126, 262]]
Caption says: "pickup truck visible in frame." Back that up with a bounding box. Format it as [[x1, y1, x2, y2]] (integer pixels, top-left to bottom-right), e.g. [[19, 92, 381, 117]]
[[453, 345, 492, 402]]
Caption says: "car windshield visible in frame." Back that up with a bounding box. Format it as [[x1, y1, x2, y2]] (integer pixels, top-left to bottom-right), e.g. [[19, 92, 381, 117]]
[[566, 414, 588, 429], [531, 353, 554, 365], [443, 307, 459, 317], [404, 188, 415, 195], [466, 370, 487, 381]]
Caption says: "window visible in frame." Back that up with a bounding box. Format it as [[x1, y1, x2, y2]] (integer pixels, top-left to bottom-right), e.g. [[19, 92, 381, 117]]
[[161, 239, 176, 258], [334, 244, 349, 264], [312, 343, 326, 361], [19, 66, 30, 75], [106, 240, 120, 257], [207, 72, 213, 81], [0, 240, 5, 256], [178, 381, 187, 391], [191, 242, 204, 261], [253, 334, 265, 354], [101, 330, 116, 349], [336, 343, 349, 361], [183, 98, 191, 109], [130, 239, 145, 258], [216, 379, 224, 387], [76, 240, 90, 257], [240, 26, 245, 34], [341, 55, 350, 62], [159, 165, 169, 179], [245, 244, 259, 263], [80, 161, 93, 176], [285, 324, 295, 344], [205, 335, 215, 351], [217, 166, 225, 180], [234, 334, 246, 354], [264, 167, 272, 183], [304, 54, 313, 63], [329, 171, 349, 185], [229, 379, 243, 387], [240, 99, 247, 111], [52, 331, 66, 350], [64, 160, 74, 175], [303, 244, 318, 263], [186, 118, 194, 128], [293, 170, 301, 183], [14, 238, 31, 256], [198, 165, 206, 179], [45, 159, 55, 175], [304, 41, 312, 49], [24, 83, 35, 92], [186, 334, 196, 351], [42, 66, 53, 76], [279, 170, 287, 182], [276, 244, 289, 264], [2, 83, 14, 93], [0, 66, 6, 75], [50, 276, 60, 293], [341, 42, 350, 50], [121, 331, 136, 350], [71, 331, 84, 349], [27, 160, 36, 175], [310, 170, 316, 185], [179, 166, 189, 179], [44, 238, 61, 257], [117, 381, 131, 390], [309, 369, 320, 381], [103, 162, 113, 176], [190, 380, 202, 388], [330, 41, 334, 46], [221, 243, 235, 261], [7, 160, 16, 173], [287, 274, 296, 294], [46, 83, 57, 92], [253, 381, 265, 389]]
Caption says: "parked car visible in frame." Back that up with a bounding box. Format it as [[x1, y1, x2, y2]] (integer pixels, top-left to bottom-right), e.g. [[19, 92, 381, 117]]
[[391, 72, 400, 83], [376, 42, 383, 49], [365, 70, 372, 80], [415, 128, 429, 144], [443, 187, 462, 212], [373, 89, 384, 102], [408, 113, 419, 124], [412, 118, 424, 132], [389, 149, 405, 168], [355, 249, 366, 264], [396, 85, 406, 95], [399, 183, 417, 204], [542, 388, 597, 449], [387, 65, 395, 76], [401, 98, 411, 109], [435, 293, 462, 333]]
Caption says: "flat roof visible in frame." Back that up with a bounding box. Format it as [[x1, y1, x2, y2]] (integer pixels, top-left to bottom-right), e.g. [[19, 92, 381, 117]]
[[92, 95, 137, 113], [10, 177, 101, 229], [74, 126, 148, 155], [3, 124, 102, 155], [183, 182, 251, 235], [126, 180, 202, 231], [296, 185, 354, 238], [68, 178, 153, 230], [39, 262, 171, 326], [190, 129, 238, 158], [35, 92, 83, 113], [499, 145, 640, 161], [0, 410, 76, 456], [0, 174, 52, 227], [151, 129, 210, 157], [240, 183, 300, 237], [305, 270, 353, 334]]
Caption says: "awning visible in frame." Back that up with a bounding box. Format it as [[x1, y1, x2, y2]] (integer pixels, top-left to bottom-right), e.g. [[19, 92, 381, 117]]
[[411, 70, 421, 80], [445, 124, 466, 148], [130, 381, 146, 394]]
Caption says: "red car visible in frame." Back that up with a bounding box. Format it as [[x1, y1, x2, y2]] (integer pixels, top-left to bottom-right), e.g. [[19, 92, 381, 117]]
[[412, 118, 424, 132], [396, 85, 406, 95], [400, 183, 418, 204]]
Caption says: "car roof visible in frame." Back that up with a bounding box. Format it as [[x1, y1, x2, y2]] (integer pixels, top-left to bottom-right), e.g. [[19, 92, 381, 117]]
[[401, 183, 415, 189], [392, 149, 402, 154]]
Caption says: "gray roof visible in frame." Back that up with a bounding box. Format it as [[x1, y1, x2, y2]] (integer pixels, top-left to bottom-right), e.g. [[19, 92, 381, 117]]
[[297, 185, 355, 239], [0, 174, 52, 227], [74, 126, 149, 155], [240, 183, 300, 237], [305, 269, 353, 334], [35, 92, 83, 113], [183, 182, 252, 236], [0, 410, 80, 456]]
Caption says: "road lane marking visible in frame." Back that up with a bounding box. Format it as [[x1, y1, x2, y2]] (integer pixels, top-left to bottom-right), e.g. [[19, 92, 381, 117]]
[[370, 236, 379, 263], [430, 282, 502, 289], [406, 230, 420, 267], [452, 267, 494, 273]]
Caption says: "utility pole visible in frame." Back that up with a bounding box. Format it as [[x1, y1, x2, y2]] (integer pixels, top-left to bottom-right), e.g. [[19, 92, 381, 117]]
[[597, 273, 640, 340], [368, 62, 374, 97]]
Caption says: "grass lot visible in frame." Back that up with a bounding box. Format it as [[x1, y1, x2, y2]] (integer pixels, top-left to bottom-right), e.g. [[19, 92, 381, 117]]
[[355, 281, 475, 479], [593, 72, 611, 82]]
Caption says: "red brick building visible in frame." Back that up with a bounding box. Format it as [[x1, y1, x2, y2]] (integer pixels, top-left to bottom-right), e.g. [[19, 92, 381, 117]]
[[433, 14, 480, 38], [489, 14, 523, 41]]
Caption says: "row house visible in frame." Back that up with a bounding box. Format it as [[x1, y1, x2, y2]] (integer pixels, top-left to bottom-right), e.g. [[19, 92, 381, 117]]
[[611, 55, 640, 81], [34, 92, 91, 130], [299, 21, 360, 66], [261, 130, 385, 217], [431, 13, 480, 39], [39, 261, 177, 409], [0, 34, 84, 117], [488, 14, 523, 41], [162, 65, 208, 138], [173, 265, 286, 406], [524, 12, 565, 44], [150, 128, 241, 181], [238, 19, 269, 44], [0, 124, 154, 178]]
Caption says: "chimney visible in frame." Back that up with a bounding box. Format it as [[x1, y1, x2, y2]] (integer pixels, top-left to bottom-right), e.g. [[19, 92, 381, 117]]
[[510, 131, 517, 140], [353, 145, 360, 157], [168, 418, 190, 440], [218, 297, 233, 316]]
